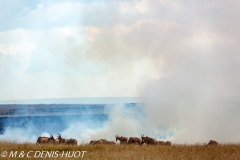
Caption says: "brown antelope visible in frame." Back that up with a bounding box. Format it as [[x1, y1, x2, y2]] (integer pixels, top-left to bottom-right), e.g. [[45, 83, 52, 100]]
[[165, 141, 171, 146], [90, 140, 102, 144], [141, 134, 158, 145], [55, 134, 68, 144], [36, 134, 55, 144], [158, 141, 166, 145], [66, 138, 78, 145], [57, 134, 77, 145], [115, 135, 128, 144], [99, 139, 108, 144], [207, 140, 218, 146], [107, 141, 116, 145], [141, 134, 146, 144], [100, 139, 116, 145], [128, 137, 141, 145]]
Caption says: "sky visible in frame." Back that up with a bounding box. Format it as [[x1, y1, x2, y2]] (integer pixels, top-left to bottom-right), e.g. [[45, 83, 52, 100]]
[[1, 0, 240, 143], [1, 0, 240, 100], [0, 0, 161, 100]]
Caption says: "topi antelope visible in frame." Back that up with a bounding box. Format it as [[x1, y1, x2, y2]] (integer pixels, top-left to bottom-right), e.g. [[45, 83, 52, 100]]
[[115, 135, 128, 144], [128, 137, 142, 145], [141, 134, 158, 145], [90, 140, 102, 145], [207, 140, 218, 146], [36, 134, 55, 144], [158, 141, 166, 145]]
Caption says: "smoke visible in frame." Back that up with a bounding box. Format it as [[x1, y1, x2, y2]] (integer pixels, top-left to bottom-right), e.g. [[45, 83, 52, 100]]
[[1, 0, 240, 144], [141, 52, 240, 143], [0, 102, 175, 144], [61, 1, 240, 143], [0, 103, 155, 143], [76, 1, 240, 143], [61, 104, 146, 144]]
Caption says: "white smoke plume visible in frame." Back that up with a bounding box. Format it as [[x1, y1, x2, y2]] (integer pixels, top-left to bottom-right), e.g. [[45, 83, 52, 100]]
[[1, 0, 240, 144], [0, 104, 151, 143], [0, 102, 173, 144]]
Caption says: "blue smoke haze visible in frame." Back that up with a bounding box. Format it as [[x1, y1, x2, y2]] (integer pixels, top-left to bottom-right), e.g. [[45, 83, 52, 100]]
[[0, 98, 166, 143]]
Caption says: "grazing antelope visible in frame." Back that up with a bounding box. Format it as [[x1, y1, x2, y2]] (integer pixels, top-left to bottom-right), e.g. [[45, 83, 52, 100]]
[[100, 139, 116, 145], [115, 135, 128, 144], [90, 140, 102, 145], [128, 137, 142, 145], [207, 140, 218, 146], [66, 138, 78, 145], [107, 141, 116, 145], [99, 139, 108, 144], [158, 141, 166, 145], [141, 134, 158, 145], [36, 134, 55, 144], [56, 134, 77, 145], [165, 141, 171, 146]]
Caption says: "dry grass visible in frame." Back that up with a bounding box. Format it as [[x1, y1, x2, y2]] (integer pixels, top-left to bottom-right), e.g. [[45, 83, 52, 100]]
[[0, 142, 240, 160]]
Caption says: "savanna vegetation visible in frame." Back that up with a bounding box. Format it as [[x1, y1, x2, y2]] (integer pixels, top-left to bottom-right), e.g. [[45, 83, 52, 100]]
[[0, 142, 240, 160]]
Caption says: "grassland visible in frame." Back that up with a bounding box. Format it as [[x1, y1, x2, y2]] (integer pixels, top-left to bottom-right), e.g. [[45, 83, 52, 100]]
[[0, 142, 240, 160]]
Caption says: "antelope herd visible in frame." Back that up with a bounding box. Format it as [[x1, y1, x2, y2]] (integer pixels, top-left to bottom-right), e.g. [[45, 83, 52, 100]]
[[36, 134, 77, 145], [36, 134, 219, 146]]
